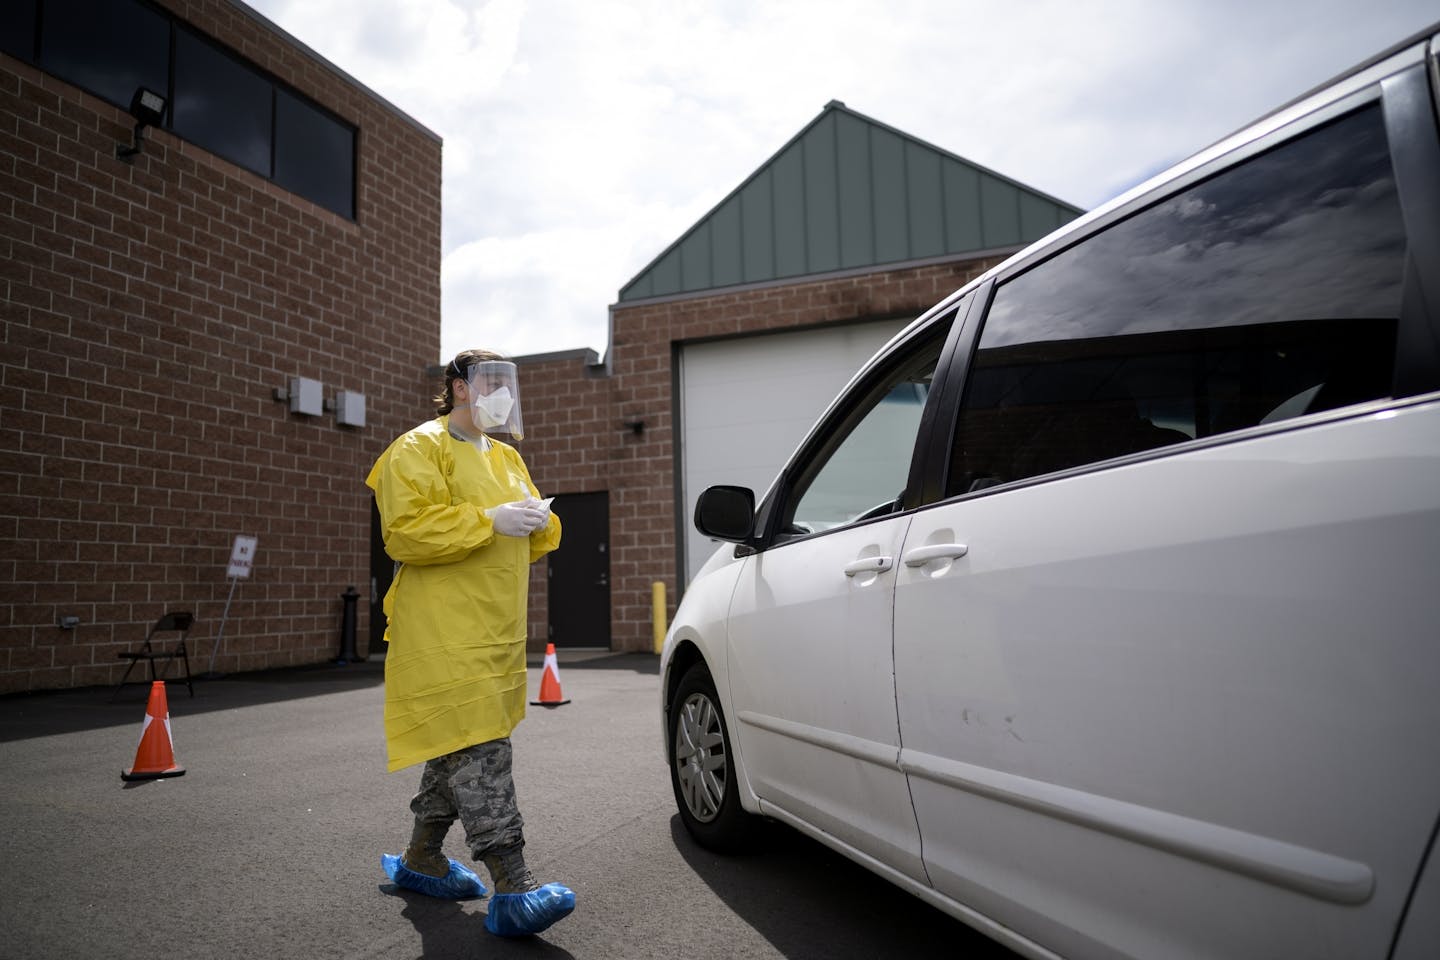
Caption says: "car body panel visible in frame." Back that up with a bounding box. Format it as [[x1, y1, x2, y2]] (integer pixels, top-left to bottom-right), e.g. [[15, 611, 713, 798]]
[[726, 514, 925, 879], [1391, 817, 1440, 960], [893, 397, 1440, 958]]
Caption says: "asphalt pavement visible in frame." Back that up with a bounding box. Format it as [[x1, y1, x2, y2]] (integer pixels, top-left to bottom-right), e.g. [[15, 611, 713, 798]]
[[0, 652, 1019, 959]]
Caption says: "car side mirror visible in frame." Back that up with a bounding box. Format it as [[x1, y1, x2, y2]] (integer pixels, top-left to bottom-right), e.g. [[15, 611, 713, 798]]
[[695, 485, 755, 542]]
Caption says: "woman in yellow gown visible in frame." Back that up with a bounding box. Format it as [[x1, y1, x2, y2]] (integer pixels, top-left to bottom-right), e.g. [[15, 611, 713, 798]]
[[367, 350, 574, 937]]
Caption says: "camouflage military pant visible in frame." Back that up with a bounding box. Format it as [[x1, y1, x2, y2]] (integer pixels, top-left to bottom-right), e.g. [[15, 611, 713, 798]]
[[410, 738, 525, 859]]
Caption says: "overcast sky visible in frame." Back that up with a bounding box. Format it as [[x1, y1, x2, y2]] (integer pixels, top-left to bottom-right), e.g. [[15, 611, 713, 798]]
[[243, 0, 1437, 362]]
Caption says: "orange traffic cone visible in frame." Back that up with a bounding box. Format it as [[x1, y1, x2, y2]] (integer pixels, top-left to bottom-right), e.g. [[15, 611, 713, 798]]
[[122, 681, 186, 781], [530, 643, 571, 707]]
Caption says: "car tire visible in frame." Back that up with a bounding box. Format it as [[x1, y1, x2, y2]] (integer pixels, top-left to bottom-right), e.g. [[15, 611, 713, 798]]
[[669, 661, 755, 852]]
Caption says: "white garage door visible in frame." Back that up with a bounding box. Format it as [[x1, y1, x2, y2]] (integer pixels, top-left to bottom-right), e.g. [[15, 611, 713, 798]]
[[678, 319, 910, 584]]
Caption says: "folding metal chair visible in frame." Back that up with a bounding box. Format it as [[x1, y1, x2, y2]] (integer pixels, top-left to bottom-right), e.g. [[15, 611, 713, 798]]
[[113, 611, 195, 700]]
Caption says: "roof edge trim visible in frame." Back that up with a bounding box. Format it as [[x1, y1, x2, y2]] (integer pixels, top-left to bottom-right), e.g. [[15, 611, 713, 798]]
[[612, 247, 1020, 312]]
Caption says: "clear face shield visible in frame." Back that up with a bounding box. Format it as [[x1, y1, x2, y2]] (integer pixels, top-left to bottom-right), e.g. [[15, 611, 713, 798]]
[[463, 360, 524, 440]]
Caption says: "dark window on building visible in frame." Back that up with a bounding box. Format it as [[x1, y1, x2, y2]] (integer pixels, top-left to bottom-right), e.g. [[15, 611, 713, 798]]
[[173, 26, 273, 178], [39, 0, 168, 113], [947, 104, 1405, 496], [1, 0, 37, 61], [275, 88, 356, 219], [25, 0, 358, 220]]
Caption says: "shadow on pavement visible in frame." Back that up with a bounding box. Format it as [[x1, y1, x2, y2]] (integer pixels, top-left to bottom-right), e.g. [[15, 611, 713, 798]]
[[380, 886, 577, 960], [669, 815, 1019, 960], [0, 651, 655, 744], [0, 659, 386, 743]]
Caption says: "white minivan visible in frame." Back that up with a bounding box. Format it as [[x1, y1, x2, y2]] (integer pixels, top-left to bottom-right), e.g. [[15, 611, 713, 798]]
[[660, 24, 1440, 960]]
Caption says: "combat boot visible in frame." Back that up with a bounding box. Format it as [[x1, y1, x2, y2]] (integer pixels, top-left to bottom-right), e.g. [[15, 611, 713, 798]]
[[482, 843, 539, 893], [481, 844, 575, 936], [401, 819, 451, 878]]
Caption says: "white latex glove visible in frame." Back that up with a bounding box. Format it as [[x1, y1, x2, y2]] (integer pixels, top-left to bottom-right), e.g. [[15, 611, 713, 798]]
[[485, 500, 547, 537]]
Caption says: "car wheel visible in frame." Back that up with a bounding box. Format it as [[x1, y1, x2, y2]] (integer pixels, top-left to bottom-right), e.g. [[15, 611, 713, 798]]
[[669, 661, 754, 851]]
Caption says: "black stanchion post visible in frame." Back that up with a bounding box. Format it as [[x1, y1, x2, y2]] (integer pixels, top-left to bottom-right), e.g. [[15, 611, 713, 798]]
[[336, 585, 362, 664]]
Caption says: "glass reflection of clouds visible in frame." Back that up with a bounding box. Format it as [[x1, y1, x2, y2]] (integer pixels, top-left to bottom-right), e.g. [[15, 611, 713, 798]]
[[173, 29, 274, 177], [948, 104, 1407, 493], [984, 106, 1404, 350]]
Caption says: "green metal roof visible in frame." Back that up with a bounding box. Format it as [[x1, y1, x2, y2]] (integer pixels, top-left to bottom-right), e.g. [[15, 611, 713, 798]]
[[618, 100, 1083, 303]]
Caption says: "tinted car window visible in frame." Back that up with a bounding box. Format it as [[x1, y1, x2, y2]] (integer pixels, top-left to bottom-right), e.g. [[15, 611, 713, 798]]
[[948, 105, 1405, 495]]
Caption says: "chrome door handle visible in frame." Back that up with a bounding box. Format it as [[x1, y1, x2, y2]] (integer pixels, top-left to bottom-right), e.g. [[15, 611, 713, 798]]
[[903, 544, 969, 566], [843, 556, 894, 577]]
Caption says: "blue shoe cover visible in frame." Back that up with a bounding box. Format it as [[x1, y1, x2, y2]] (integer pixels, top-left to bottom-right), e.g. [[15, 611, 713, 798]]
[[484, 883, 576, 937], [381, 853, 487, 899]]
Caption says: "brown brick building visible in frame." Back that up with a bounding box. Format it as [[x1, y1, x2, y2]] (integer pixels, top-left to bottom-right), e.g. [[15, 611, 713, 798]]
[[2, 11, 1079, 692], [1, 0, 441, 692], [516, 102, 1080, 655], [518, 262, 997, 654]]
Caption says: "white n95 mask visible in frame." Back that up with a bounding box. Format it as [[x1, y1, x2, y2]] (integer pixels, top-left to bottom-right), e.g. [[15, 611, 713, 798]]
[[473, 386, 514, 429]]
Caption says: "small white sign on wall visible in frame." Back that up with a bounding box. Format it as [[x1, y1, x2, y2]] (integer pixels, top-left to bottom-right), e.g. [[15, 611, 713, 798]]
[[227, 535, 258, 579]]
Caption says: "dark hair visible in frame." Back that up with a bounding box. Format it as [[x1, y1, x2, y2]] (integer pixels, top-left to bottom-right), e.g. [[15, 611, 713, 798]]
[[435, 349, 506, 413]]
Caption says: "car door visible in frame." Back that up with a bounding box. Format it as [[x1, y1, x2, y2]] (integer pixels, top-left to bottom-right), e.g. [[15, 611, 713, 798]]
[[724, 312, 957, 878], [893, 93, 1440, 959]]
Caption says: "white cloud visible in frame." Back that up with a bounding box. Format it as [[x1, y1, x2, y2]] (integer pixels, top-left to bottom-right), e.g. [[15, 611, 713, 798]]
[[244, 0, 1440, 360], [440, 189, 718, 359]]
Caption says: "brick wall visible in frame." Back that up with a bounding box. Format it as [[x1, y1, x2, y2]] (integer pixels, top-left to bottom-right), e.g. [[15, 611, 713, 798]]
[[519, 256, 1003, 653], [0, 0, 441, 693], [514, 350, 614, 646]]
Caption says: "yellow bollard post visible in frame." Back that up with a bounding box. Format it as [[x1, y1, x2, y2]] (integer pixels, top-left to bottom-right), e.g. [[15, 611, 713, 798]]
[[652, 581, 667, 654]]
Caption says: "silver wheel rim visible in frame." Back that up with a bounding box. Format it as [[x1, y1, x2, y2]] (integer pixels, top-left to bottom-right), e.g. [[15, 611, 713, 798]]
[[674, 690, 727, 824]]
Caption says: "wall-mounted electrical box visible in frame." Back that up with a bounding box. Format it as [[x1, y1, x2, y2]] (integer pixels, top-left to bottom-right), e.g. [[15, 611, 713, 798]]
[[288, 377, 324, 416], [335, 390, 366, 427]]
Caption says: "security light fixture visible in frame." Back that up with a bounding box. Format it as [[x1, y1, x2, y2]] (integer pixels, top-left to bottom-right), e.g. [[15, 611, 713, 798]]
[[116, 86, 167, 161]]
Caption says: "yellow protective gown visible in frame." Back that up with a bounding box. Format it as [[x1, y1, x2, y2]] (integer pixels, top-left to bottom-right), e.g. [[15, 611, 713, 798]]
[[365, 415, 561, 772]]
